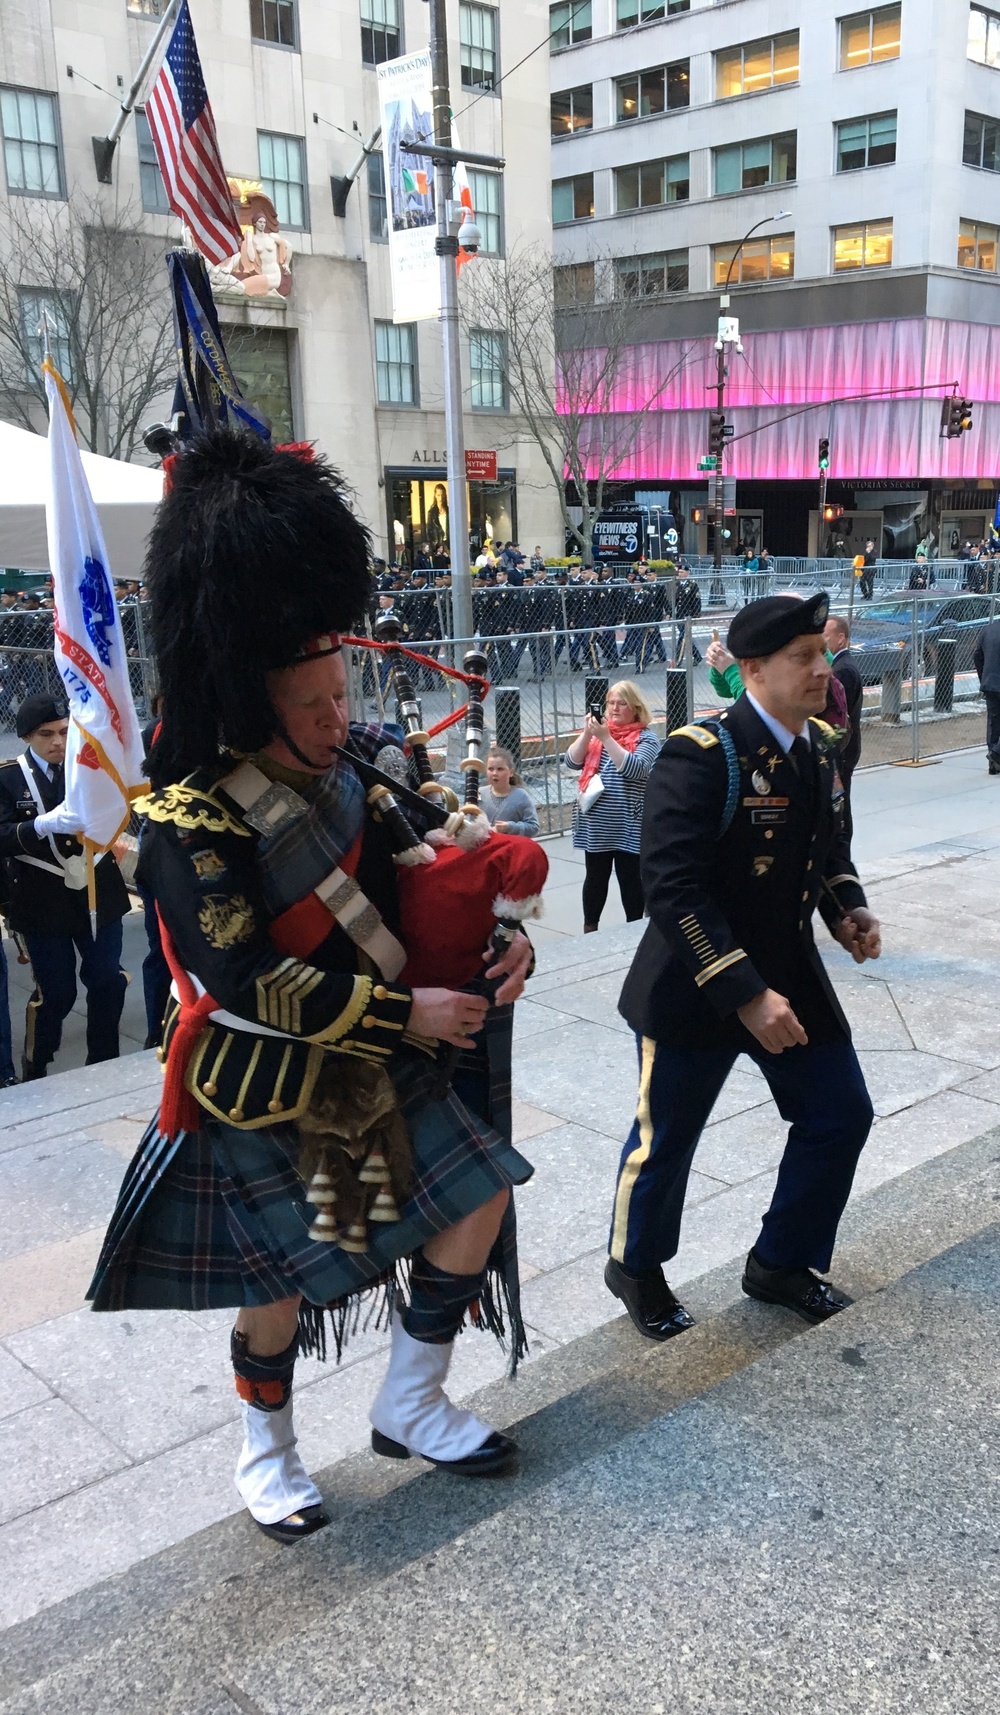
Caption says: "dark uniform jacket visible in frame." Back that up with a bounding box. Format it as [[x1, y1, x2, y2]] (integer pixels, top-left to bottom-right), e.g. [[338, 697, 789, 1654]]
[[619, 695, 866, 1052], [139, 765, 417, 1132], [974, 618, 1000, 696], [831, 648, 863, 773], [0, 751, 130, 935]]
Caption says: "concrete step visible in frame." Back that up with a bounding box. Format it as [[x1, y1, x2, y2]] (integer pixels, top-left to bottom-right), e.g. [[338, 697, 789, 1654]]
[[3, 1114, 1000, 1715]]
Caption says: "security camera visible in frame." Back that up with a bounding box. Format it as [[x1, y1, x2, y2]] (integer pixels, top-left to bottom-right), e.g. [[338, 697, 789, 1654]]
[[458, 214, 482, 254]]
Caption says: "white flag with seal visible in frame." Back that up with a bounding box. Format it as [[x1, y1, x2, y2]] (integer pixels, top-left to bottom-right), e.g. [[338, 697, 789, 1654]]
[[43, 362, 147, 855]]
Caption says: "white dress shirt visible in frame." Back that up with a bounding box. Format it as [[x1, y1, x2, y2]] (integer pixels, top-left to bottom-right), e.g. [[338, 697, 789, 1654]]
[[745, 692, 809, 755]]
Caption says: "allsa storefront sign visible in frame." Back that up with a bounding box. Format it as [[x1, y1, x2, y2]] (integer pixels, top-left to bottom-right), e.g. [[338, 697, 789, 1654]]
[[409, 449, 499, 482]]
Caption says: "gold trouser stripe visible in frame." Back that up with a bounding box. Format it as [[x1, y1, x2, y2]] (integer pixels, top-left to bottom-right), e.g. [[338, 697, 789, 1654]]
[[23, 968, 44, 1065], [610, 1036, 657, 1264], [693, 949, 747, 988]]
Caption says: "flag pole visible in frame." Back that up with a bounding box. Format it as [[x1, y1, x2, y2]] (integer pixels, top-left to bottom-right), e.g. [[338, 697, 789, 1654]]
[[86, 845, 98, 940], [93, 0, 182, 183]]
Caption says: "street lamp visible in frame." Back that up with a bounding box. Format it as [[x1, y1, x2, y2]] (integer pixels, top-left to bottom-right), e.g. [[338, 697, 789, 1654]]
[[710, 211, 791, 568]]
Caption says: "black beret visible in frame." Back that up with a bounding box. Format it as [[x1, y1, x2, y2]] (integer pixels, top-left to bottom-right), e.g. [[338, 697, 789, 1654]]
[[16, 694, 68, 738], [727, 591, 829, 659]]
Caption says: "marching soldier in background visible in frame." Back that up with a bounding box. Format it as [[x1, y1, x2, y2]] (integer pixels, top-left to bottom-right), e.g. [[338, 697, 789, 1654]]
[[608, 593, 881, 1339], [0, 694, 130, 1079]]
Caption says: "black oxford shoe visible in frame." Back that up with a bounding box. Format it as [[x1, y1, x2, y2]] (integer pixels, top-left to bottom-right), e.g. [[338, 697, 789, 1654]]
[[605, 1257, 695, 1342], [741, 1250, 852, 1324], [371, 1427, 517, 1476], [253, 1503, 330, 1544]]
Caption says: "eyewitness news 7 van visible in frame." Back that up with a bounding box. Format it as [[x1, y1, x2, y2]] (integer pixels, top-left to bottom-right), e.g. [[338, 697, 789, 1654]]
[[590, 506, 679, 568]]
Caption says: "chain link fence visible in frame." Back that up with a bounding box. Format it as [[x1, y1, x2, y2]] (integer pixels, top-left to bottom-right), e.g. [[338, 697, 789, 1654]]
[[1, 582, 995, 834]]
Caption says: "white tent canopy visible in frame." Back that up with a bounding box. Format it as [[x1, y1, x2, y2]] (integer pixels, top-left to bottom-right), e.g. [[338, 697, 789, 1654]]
[[0, 419, 163, 581]]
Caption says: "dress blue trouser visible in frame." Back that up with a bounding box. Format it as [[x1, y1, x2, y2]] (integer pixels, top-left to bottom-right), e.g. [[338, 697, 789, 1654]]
[[609, 1034, 874, 1275], [0, 938, 16, 1082], [22, 920, 126, 1071]]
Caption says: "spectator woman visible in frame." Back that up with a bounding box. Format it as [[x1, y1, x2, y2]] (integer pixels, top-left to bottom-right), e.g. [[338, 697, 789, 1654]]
[[563, 680, 660, 932], [481, 747, 540, 836]]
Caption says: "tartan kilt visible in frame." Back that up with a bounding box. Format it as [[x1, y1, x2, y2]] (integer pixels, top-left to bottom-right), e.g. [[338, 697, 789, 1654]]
[[87, 1003, 532, 1366]]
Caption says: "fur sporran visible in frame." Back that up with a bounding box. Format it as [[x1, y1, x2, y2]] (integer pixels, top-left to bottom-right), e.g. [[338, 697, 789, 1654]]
[[297, 1061, 413, 1251]]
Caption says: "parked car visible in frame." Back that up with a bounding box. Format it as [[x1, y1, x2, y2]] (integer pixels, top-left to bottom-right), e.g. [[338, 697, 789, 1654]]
[[848, 595, 993, 684]]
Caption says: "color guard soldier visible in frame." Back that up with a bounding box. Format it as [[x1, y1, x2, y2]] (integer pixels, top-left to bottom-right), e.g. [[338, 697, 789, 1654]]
[[0, 694, 130, 1079], [607, 592, 880, 1337]]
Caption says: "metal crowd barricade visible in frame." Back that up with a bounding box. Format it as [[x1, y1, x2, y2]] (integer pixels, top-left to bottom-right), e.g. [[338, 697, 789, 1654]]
[[1, 588, 996, 835]]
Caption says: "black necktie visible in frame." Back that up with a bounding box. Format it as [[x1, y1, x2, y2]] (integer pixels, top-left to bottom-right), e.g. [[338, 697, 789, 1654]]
[[50, 763, 65, 800], [789, 736, 811, 778]]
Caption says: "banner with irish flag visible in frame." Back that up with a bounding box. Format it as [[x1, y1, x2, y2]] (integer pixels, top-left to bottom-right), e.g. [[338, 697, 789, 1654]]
[[43, 363, 147, 856], [377, 47, 439, 321]]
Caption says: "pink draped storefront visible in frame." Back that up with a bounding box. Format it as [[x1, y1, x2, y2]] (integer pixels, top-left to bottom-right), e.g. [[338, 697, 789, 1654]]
[[562, 319, 1000, 483]]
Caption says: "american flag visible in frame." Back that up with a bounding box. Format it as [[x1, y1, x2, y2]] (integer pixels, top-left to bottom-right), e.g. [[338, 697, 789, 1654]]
[[146, 0, 242, 266]]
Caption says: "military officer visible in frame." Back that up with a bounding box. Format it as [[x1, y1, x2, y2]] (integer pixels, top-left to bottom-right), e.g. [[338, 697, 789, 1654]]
[[607, 591, 880, 1338], [0, 693, 130, 1078]]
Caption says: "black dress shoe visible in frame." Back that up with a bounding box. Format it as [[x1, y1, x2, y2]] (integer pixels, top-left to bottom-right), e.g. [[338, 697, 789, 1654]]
[[741, 1250, 852, 1324], [252, 1503, 330, 1544], [371, 1427, 517, 1476], [0, 1076, 18, 1088], [605, 1257, 695, 1342]]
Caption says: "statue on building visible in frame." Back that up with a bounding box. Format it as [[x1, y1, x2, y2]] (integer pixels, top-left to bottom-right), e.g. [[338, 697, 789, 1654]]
[[198, 180, 293, 300]]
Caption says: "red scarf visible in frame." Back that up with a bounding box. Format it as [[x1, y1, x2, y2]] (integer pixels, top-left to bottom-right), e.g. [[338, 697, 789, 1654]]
[[579, 721, 645, 792]]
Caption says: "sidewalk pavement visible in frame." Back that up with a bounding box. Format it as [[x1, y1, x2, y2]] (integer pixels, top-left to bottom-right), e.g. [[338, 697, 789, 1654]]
[[3, 747, 1000, 1629]]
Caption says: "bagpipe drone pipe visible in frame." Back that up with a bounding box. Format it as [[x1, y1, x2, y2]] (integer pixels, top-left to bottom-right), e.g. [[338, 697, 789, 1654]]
[[346, 621, 548, 988]]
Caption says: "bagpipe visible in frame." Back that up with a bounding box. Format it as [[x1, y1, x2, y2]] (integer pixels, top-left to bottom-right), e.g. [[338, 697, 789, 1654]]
[[344, 616, 548, 989]]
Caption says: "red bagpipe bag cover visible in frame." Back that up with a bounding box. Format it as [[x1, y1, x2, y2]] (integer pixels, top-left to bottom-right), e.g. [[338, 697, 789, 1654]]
[[395, 833, 549, 988]]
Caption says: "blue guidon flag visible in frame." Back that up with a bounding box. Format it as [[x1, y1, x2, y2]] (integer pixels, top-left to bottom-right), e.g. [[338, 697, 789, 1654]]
[[146, 0, 242, 267], [43, 363, 147, 858]]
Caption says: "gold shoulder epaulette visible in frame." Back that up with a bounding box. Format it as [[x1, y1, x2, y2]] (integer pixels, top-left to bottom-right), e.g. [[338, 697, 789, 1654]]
[[136, 780, 252, 838], [669, 724, 719, 749]]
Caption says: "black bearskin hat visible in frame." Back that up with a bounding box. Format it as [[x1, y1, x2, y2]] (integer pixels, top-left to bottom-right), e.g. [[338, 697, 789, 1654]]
[[145, 429, 372, 785]]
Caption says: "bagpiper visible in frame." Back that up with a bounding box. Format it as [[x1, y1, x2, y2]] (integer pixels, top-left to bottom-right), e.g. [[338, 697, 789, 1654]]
[[89, 430, 536, 1542]]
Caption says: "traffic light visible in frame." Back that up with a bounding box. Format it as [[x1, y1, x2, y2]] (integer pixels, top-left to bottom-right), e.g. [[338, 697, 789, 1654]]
[[823, 503, 844, 522], [818, 437, 830, 470], [941, 396, 974, 438], [708, 412, 727, 457]]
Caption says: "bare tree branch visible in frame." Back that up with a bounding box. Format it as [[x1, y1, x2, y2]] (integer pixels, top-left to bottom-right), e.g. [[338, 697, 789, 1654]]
[[0, 193, 175, 459], [460, 241, 695, 562]]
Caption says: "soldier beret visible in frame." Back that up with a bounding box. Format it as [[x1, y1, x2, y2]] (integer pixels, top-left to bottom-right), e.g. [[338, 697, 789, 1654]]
[[727, 591, 829, 659], [16, 694, 69, 738]]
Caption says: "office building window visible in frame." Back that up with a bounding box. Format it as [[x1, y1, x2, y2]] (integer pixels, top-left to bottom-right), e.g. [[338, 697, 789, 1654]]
[[836, 112, 896, 170], [467, 168, 503, 255], [551, 86, 593, 136], [375, 321, 417, 404], [832, 218, 893, 269], [714, 132, 796, 194], [616, 153, 689, 210], [958, 217, 999, 269], [20, 288, 73, 382], [969, 4, 1000, 65], [126, 0, 169, 14], [470, 330, 506, 410], [716, 32, 798, 99], [135, 109, 170, 213], [617, 0, 689, 26], [0, 86, 63, 196], [554, 262, 596, 306], [714, 232, 794, 285], [250, 0, 296, 46], [258, 131, 307, 228], [615, 249, 688, 297], [361, 0, 401, 66], [963, 109, 1000, 170], [552, 173, 594, 223], [460, 4, 498, 92], [367, 150, 387, 241], [550, 1, 591, 47], [840, 5, 901, 69], [617, 60, 689, 120]]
